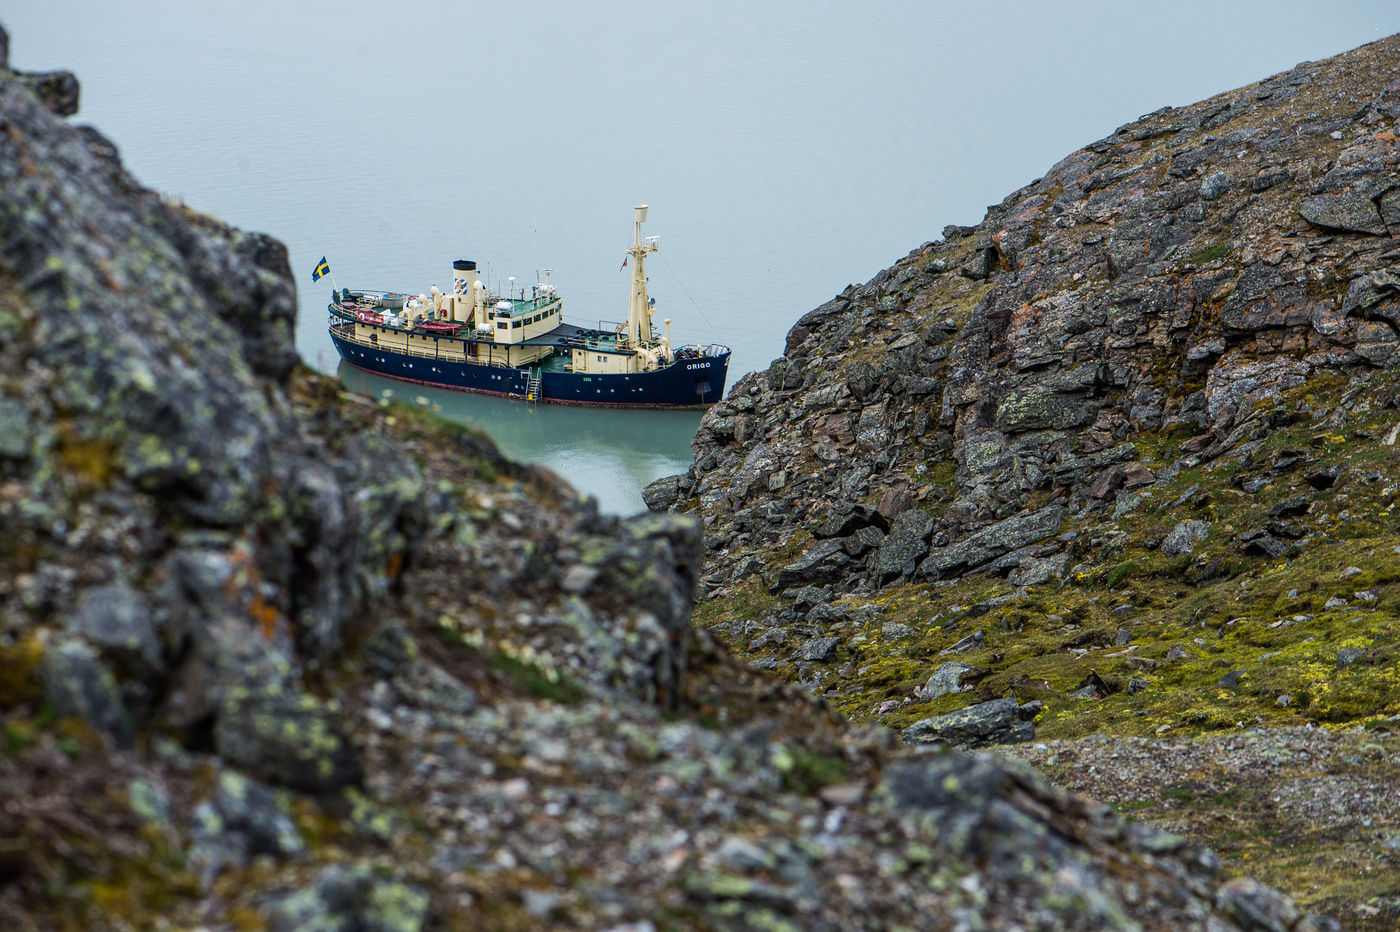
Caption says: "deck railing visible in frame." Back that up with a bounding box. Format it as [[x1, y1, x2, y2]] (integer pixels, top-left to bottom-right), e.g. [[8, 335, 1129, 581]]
[[328, 317, 516, 367]]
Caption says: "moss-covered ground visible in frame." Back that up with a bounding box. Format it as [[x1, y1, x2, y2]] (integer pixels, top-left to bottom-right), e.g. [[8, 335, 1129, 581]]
[[704, 370, 1400, 741]]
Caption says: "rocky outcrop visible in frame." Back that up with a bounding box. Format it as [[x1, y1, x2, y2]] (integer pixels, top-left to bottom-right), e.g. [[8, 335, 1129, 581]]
[[654, 35, 1400, 924], [669, 35, 1400, 600], [0, 22, 1331, 932]]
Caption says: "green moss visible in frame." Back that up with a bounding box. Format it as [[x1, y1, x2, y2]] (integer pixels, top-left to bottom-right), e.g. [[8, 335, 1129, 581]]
[[773, 745, 850, 795], [488, 650, 586, 704], [1188, 242, 1231, 265], [694, 579, 781, 630], [1105, 561, 1139, 589], [0, 634, 44, 708], [54, 422, 119, 490]]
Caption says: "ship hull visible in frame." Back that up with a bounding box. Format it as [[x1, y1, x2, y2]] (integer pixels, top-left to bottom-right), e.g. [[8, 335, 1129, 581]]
[[329, 329, 729, 408]]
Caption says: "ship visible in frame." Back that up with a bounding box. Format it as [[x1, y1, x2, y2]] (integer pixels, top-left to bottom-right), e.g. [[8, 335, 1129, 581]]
[[326, 206, 731, 408]]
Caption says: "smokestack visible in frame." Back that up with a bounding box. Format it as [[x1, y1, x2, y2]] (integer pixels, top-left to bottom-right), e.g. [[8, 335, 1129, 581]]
[[452, 260, 478, 323]]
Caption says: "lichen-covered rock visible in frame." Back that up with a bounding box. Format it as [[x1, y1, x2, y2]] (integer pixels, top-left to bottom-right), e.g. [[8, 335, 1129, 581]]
[[919, 661, 976, 699], [40, 638, 132, 747], [264, 862, 428, 932], [901, 696, 1041, 748], [1161, 520, 1210, 557], [872, 508, 935, 585], [920, 505, 1064, 578]]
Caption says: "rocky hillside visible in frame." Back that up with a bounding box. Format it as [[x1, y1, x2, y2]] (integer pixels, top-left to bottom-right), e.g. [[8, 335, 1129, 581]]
[[0, 23, 1340, 932], [649, 34, 1400, 926]]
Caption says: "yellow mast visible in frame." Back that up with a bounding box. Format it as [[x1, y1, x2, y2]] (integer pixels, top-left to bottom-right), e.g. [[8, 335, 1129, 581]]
[[626, 204, 658, 348]]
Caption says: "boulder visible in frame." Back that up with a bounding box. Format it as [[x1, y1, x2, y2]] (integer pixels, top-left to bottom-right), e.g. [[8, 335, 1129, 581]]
[[1161, 520, 1210, 556], [920, 661, 976, 699], [901, 697, 1042, 748], [40, 639, 133, 748], [642, 474, 684, 511], [1300, 187, 1388, 235], [920, 506, 1065, 579], [872, 509, 936, 585], [775, 539, 851, 589], [214, 682, 361, 794], [264, 862, 429, 932], [811, 503, 889, 539]]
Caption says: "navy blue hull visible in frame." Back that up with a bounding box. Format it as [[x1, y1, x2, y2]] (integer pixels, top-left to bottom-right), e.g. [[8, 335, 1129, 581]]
[[330, 330, 729, 408]]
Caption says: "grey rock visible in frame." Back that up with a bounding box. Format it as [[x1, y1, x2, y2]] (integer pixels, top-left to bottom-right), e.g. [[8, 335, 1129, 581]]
[[1269, 497, 1311, 518], [792, 636, 840, 662], [921, 661, 974, 699], [775, 539, 850, 589], [842, 524, 886, 556], [642, 474, 684, 511], [264, 862, 429, 932], [361, 620, 418, 678], [1007, 552, 1071, 587], [214, 678, 361, 793], [127, 777, 173, 829], [1240, 533, 1288, 558], [939, 630, 986, 655], [1199, 172, 1232, 200], [1300, 187, 1388, 235], [0, 398, 31, 458], [901, 697, 1041, 748], [1336, 647, 1366, 667], [1160, 520, 1210, 557], [921, 505, 1065, 579], [40, 639, 132, 747], [560, 563, 601, 594], [214, 769, 306, 859], [715, 834, 775, 872], [1303, 464, 1341, 490], [812, 503, 888, 539], [1215, 876, 1301, 932], [995, 390, 1094, 432], [14, 69, 80, 117], [1342, 269, 1400, 316], [872, 508, 935, 585], [67, 582, 162, 674], [846, 359, 880, 401]]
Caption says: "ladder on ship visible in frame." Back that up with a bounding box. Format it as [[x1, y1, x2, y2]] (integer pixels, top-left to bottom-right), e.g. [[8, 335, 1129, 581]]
[[526, 369, 541, 405]]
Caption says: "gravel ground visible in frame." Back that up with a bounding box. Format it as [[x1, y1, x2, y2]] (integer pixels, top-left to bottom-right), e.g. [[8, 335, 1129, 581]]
[[1005, 726, 1400, 930]]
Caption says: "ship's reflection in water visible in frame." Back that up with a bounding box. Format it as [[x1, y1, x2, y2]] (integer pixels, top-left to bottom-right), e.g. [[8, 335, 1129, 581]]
[[337, 364, 703, 515]]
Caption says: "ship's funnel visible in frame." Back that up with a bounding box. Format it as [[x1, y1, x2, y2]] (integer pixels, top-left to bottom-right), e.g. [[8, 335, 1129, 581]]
[[452, 259, 478, 323]]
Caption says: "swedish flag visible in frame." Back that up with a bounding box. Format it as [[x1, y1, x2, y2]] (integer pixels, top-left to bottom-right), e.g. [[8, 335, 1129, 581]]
[[312, 256, 331, 282]]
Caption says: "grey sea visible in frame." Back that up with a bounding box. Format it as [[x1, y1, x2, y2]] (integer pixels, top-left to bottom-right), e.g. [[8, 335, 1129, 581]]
[[9, 1, 1396, 511]]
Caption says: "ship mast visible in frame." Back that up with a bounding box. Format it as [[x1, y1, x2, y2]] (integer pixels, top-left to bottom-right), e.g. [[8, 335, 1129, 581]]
[[626, 204, 658, 347]]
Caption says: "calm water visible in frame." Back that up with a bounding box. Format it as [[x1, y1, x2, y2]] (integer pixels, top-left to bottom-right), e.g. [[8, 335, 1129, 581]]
[[9, 2, 1398, 511]]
